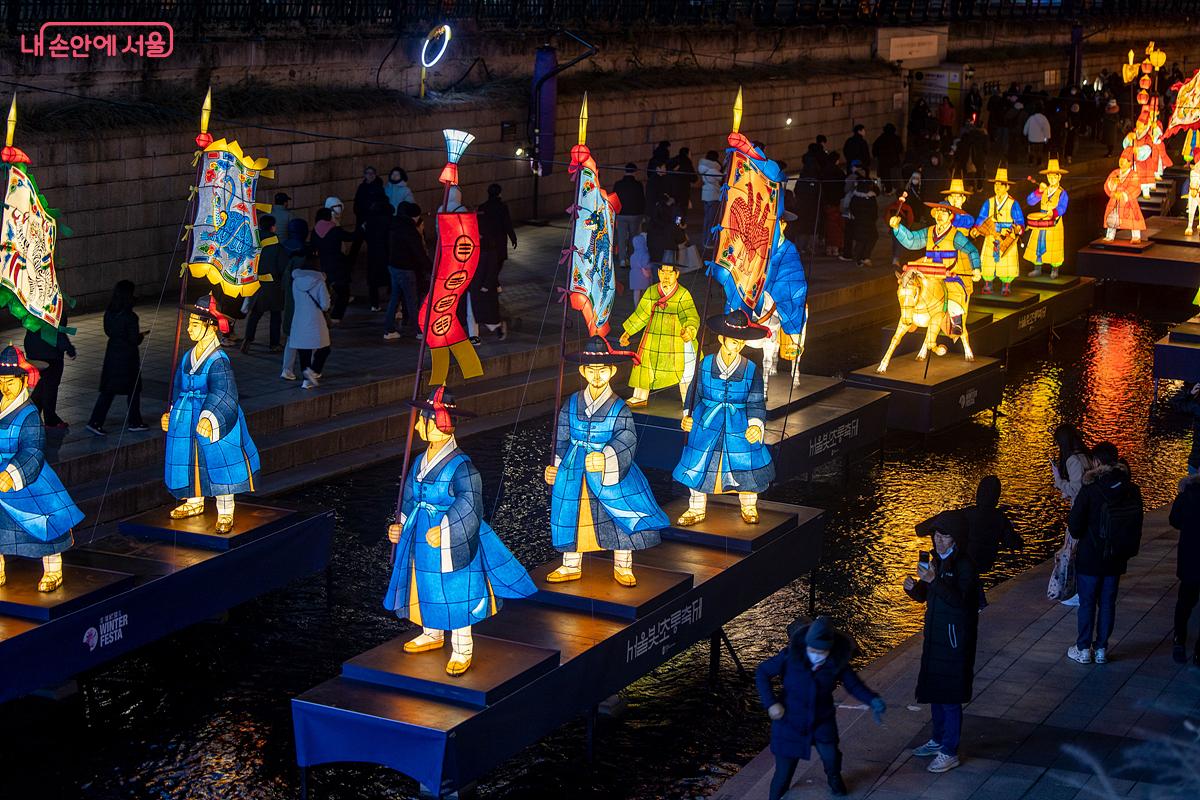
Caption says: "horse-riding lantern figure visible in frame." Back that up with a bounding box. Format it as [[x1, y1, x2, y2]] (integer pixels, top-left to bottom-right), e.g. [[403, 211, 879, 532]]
[[544, 336, 669, 588], [385, 388, 535, 676], [161, 295, 261, 534], [673, 310, 775, 526], [0, 345, 83, 592], [880, 202, 982, 373]]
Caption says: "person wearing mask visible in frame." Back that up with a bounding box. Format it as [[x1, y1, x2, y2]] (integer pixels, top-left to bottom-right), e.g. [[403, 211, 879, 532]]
[[844, 178, 879, 267], [363, 199, 394, 312], [349, 165, 386, 264], [289, 250, 332, 390], [645, 159, 669, 213], [843, 124, 871, 176], [24, 311, 75, 429], [385, 202, 431, 341], [1067, 442, 1144, 664], [1168, 473, 1200, 667], [311, 202, 351, 324], [474, 183, 517, 341], [904, 510, 979, 774], [872, 123, 904, 192], [279, 218, 309, 380], [385, 166, 415, 212], [697, 151, 724, 255], [270, 192, 292, 236], [86, 280, 148, 435], [613, 164, 646, 269], [756, 616, 886, 799], [241, 214, 286, 353]]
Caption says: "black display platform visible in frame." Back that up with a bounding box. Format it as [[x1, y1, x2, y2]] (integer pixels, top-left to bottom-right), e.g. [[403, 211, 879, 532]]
[[1150, 218, 1200, 248], [1076, 239, 1200, 288], [1153, 317, 1200, 391], [0, 561, 136, 622], [292, 502, 826, 799], [971, 288, 1038, 309], [1087, 236, 1155, 252], [660, 495, 798, 552], [118, 502, 295, 550], [527, 557, 693, 620], [1014, 273, 1081, 291], [845, 356, 1004, 433], [342, 635, 560, 708], [1169, 322, 1200, 343]]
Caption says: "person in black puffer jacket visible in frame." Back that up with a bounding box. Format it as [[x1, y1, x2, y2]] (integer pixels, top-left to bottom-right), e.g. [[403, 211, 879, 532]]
[[756, 616, 885, 798], [1067, 442, 1143, 665], [1168, 474, 1200, 666], [904, 509, 979, 775]]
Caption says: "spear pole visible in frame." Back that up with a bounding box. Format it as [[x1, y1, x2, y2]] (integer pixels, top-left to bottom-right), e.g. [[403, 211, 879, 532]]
[[548, 94, 589, 463], [168, 88, 212, 405]]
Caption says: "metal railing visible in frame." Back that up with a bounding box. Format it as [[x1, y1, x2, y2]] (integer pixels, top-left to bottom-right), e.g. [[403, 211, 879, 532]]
[[2, 0, 1197, 34]]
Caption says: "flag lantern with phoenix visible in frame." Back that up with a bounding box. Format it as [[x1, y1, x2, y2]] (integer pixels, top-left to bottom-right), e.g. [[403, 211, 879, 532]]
[[564, 97, 620, 338], [419, 129, 484, 386], [0, 97, 73, 344], [1167, 67, 1200, 162], [187, 136, 274, 298], [708, 129, 786, 324]]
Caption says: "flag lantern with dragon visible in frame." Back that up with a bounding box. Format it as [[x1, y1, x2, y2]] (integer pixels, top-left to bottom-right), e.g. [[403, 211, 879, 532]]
[[0, 97, 74, 345], [419, 129, 484, 386], [186, 90, 275, 298], [564, 95, 620, 339], [706, 89, 808, 361]]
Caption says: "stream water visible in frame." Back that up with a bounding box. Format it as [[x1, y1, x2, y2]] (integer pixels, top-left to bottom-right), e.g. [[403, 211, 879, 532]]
[[3, 291, 1197, 800]]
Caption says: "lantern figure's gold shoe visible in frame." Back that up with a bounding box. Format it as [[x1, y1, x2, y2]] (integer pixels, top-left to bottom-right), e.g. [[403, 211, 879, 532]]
[[445, 654, 472, 676], [403, 633, 445, 654], [546, 566, 582, 583], [170, 501, 205, 520], [676, 509, 706, 527], [613, 567, 637, 587]]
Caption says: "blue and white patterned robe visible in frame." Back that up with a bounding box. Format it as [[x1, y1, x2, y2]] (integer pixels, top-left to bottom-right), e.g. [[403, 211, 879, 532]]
[[673, 353, 775, 494], [551, 388, 668, 552], [164, 343, 260, 498], [384, 441, 535, 631], [0, 395, 83, 557]]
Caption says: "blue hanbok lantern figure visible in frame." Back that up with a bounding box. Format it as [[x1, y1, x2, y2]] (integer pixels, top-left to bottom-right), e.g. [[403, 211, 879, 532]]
[[161, 295, 260, 534], [0, 346, 84, 592], [543, 336, 669, 587], [673, 310, 775, 526], [385, 388, 535, 676]]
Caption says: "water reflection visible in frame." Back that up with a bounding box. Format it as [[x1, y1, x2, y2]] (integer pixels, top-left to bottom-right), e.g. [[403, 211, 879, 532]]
[[0, 308, 1194, 800]]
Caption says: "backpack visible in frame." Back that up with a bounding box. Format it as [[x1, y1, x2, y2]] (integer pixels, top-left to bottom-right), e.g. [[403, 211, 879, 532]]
[[1092, 484, 1143, 562]]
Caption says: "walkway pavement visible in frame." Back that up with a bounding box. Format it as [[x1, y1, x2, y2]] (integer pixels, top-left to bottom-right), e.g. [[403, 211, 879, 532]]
[[715, 509, 1200, 800]]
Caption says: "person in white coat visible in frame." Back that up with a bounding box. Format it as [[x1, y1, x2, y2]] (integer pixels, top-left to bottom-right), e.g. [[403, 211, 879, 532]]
[[1051, 423, 1094, 606], [698, 150, 725, 256], [289, 252, 332, 390]]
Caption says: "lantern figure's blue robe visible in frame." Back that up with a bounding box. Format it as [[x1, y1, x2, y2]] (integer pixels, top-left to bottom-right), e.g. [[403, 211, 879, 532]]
[[0, 397, 83, 557], [715, 235, 809, 337], [164, 345, 260, 498], [384, 442, 535, 631], [551, 388, 668, 552], [673, 353, 775, 493]]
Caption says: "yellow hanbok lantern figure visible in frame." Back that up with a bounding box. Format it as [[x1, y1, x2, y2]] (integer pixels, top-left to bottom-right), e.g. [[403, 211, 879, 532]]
[[941, 177, 978, 296], [1023, 158, 1069, 279], [1185, 161, 1200, 236], [972, 167, 1024, 296]]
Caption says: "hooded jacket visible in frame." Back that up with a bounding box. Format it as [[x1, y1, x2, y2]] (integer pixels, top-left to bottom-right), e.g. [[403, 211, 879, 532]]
[[1169, 475, 1200, 584], [755, 622, 878, 759], [905, 509, 980, 705], [289, 269, 331, 350], [964, 476, 1021, 573], [1068, 462, 1143, 577]]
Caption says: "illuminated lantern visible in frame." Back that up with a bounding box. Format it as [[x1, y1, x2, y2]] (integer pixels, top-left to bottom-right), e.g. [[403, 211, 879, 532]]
[[1165, 67, 1200, 163], [619, 253, 700, 407], [161, 295, 261, 534], [0, 97, 73, 346], [419, 24, 451, 99], [0, 345, 82, 593], [1023, 158, 1070, 279], [543, 336, 668, 587], [1183, 161, 1200, 236], [384, 388, 535, 677], [565, 95, 619, 339], [1102, 149, 1147, 241], [880, 201, 982, 372], [672, 310, 774, 526], [972, 167, 1025, 296]]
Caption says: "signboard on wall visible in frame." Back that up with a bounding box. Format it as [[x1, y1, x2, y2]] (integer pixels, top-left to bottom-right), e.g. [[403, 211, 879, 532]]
[[876, 26, 947, 69]]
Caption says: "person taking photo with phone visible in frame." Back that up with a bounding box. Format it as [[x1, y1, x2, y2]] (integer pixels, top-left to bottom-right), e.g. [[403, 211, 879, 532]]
[[904, 510, 980, 774]]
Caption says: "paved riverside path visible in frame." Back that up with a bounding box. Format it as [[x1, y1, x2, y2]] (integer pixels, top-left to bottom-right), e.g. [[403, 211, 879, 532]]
[[715, 509, 1200, 800]]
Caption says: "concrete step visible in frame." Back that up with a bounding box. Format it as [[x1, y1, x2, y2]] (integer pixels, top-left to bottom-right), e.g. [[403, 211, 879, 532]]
[[809, 290, 897, 341]]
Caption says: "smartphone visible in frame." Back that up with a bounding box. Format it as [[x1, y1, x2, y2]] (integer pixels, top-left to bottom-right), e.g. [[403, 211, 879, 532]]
[[918, 550, 930, 570], [674, 215, 682, 225]]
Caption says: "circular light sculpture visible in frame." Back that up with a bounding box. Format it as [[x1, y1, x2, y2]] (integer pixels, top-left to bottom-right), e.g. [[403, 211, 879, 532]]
[[420, 25, 452, 99]]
